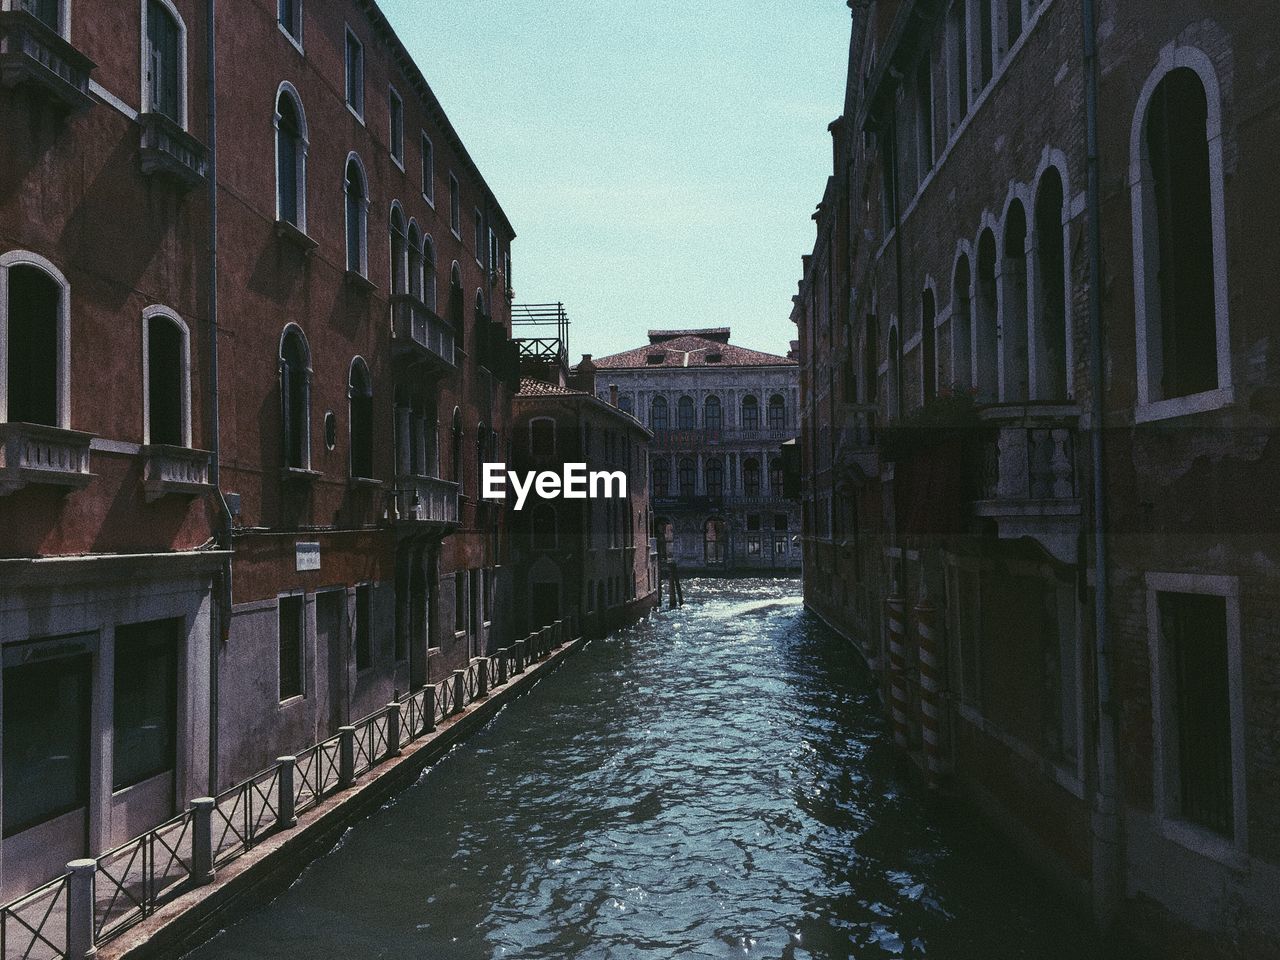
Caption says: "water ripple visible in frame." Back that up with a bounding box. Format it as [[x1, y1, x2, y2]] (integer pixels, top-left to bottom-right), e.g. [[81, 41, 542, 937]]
[[184, 578, 1101, 960]]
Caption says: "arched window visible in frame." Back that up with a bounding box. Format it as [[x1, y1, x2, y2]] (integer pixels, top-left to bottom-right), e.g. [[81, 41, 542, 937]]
[[144, 0, 186, 126], [275, 86, 307, 228], [279, 326, 311, 469], [450, 407, 462, 489], [423, 236, 437, 310], [1001, 199, 1029, 401], [952, 255, 973, 391], [448, 263, 464, 347], [3, 257, 69, 428], [652, 459, 669, 497], [705, 457, 723, 497], [531, 503, 557, 550], [1033, 168, 1068, 400], [976, 229, 999, 402], [863, 313, 878, 404], [345, 155, 368, 276], [703, 518, 727, 565], [741, 395, 759, 430], [143, 309, 190, 447], [407, 221, 423, 301], [678, 457, 695, 497], [676, 395, 695, 429], [770, 458, 783, 493], [767, 394, 785, 431], [1132, 57, 1228, 410], [743, 457, 761, 496], [703, 395, 722, 432], [887, 325, 902, 420], [474, 290, 487, 363], [650, 395, 668, 431], [389, 204, 407, 295], [349, 358, 373, 479], [921, 288, 937, 403]]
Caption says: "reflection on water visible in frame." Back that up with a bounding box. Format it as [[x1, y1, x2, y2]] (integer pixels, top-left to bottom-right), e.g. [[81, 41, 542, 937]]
[[185, 578, 1100, 959]]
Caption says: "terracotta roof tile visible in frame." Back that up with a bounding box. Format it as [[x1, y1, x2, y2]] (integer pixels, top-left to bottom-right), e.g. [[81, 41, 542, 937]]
[[591, 333, 796, 369]]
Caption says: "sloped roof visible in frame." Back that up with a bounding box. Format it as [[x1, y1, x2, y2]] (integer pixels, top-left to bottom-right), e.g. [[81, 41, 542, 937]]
[[592, 333, 796, 370], [515, 378, 588, 397]]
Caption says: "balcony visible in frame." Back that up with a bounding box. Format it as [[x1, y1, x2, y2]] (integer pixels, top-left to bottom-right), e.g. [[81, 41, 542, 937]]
[[390, 295, 456, 373], [650, 427, 793, 451], [0, 10, 94, 112], [142, 444, 212, 502], [392, 474, 460, 528], [139, 112, 208, 188], [0, 422, 93, 496], [971, 404, 1081, 563]]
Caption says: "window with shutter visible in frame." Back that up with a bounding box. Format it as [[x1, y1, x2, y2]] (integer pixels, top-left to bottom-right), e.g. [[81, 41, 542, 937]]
[[146, 0, 181, 123]]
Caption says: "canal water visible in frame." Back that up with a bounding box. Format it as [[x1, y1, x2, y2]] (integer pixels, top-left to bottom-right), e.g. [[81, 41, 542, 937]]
[[185, 578, 1100, 959]]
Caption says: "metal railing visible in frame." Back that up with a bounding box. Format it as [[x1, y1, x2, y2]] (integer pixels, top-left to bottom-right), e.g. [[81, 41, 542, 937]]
[[0, 615, 576, 959]]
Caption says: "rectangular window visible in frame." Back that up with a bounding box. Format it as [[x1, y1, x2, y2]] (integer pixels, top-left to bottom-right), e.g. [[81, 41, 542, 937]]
[[469, 568, 480, 636], [1158, 591, 1234, 837], [484, 568, 494, 620], [421, 133, 434, 203], [747, 514, 761, 532], [454, 572, 466, 632], [278, 0, 301, 42], [113, 619, 179, 792], [278, 595, 304, 701], [773, 535, 787, 556], [474, 210, 484, 264], [389, 88, 404, 165], [947, 0, 969, 123], [354, 584, 372, 671], [3, 645, 91, 837], [345, 28, 364, 117], [145, 0, 181, 123], [915, 50, 934, 178], [746, 534, 761, 556], [947, 565, 981, 705], [449, 174, 461, 236]]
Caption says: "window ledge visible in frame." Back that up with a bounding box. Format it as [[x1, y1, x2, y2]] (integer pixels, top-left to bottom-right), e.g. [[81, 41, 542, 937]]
[[275, 219, 318, 253], [346, 102, 364, 125], [281, 466, 321, 482], [1134, 387, 1234, 424], [423, 193, 435, 209], [277, 22, 303, 54], [344, 270, 376, 293], [348, 475, 383, 490], [1160, 818, 1248, 872]]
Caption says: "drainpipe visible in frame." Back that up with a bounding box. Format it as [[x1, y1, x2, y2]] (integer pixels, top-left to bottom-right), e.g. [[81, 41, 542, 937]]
[[1081, 0, 1120, 931], [204, 0, 233, 796]]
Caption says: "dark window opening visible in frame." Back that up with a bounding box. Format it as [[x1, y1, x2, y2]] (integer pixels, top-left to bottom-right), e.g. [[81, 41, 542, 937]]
[[677, 396, 695, 429], [7, 265, 59, 426], [278, 595, 304, 700], [349, 360, 373, 479], [276, 92, 303, 226], [1148, 68, 1218, 400], [678, 458, 695, 498], [705, 458, 723, 497], [113, 619, 178, 792], [148, 317, 183, 446], [743, 458, 761, 496], [354, 584, 372, 671], [146, 0, 181, 122]]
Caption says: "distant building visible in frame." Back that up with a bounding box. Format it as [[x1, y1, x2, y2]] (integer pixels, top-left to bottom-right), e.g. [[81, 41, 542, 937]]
[[509, 377, 658, 637], [793, 0, 1280, 953], [586, 329, 800, 574]]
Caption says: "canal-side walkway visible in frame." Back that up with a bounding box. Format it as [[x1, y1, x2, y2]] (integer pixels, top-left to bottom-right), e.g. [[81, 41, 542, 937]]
[[78, 623, 582, 960], [177, 578, 1103, 960]]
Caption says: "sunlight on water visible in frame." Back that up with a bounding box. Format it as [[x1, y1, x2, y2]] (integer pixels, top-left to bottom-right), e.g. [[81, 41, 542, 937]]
[[184, 578, 1099, 960]]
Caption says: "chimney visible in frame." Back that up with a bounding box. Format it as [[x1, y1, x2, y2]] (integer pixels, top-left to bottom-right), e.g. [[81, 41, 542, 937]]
[[572, 353, 597, 394], [609, 384, 618, 407]]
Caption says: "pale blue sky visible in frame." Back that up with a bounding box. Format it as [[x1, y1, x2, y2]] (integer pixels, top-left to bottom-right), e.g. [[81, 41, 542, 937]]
[[381, 0, 850, 360]]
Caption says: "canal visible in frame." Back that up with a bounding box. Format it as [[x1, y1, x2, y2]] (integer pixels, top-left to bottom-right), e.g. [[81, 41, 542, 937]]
[[185, 578, 1099, 959]]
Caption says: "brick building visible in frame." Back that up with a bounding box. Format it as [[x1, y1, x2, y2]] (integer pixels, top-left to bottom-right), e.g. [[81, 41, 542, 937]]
[[0, 0, 517, 897], [586, 329, 802, 575], [792, 0, 1280, 953], [509, 377, 658, 638]]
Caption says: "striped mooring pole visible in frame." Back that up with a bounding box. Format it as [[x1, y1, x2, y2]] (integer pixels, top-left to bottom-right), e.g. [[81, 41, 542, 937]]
[[914, 597, 943, 789], [885, 594, 910, 752]]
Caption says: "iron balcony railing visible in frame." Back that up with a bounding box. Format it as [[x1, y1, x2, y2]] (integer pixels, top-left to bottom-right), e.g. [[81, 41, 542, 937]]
[[389, 295, 456, 370], [0, 616, 578, 959]]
